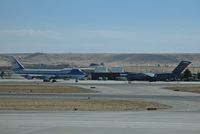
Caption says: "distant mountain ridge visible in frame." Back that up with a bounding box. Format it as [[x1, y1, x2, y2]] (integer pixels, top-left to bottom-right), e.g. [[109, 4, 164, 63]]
[[0, 53, 200, 67]]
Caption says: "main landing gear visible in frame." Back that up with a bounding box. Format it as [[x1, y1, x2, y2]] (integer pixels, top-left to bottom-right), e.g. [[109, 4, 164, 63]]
[[43, 79, 57, 82]]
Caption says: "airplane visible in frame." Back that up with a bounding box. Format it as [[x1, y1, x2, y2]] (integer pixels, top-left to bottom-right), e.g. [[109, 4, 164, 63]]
[[124, 61, 192, 82], [12, 57, 86, 82]]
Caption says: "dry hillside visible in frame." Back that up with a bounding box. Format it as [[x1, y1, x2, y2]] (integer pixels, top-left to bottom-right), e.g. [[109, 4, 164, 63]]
[[0, 53, 200, 72]]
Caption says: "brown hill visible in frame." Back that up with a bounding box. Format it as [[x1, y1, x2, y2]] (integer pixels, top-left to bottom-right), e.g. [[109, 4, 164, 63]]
[[0, 53, 200, 68]]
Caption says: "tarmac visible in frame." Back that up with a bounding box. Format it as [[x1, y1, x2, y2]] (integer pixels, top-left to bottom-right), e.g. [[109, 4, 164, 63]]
[[0, 79, 200, 134], [0, 111, 200, 134]]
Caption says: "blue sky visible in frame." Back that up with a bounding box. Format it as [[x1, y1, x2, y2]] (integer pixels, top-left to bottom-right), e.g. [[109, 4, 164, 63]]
[[0, 0, 200, 53]]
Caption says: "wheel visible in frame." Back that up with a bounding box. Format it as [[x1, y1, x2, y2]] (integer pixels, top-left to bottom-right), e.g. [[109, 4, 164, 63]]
[[52, 79, 56, 83], [43, 79, 50, 82]]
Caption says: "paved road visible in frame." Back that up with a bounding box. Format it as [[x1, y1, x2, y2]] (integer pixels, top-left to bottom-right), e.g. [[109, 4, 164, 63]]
[[0, 111, 200, 134]]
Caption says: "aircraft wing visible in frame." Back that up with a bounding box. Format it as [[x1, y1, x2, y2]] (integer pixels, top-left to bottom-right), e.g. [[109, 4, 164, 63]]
[[143, 73, 155, 77], [22, 74, 56, 80]]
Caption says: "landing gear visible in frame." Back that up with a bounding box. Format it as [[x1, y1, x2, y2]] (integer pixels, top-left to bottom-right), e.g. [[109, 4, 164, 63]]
[[0, 71, 5, 79], [43, 79, 50, 82], [52, 79, 56, 83], [43, 79, 57, 82]]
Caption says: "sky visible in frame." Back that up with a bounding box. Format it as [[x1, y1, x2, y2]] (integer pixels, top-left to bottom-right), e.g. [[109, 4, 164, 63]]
[[0, 0, 200, 53]]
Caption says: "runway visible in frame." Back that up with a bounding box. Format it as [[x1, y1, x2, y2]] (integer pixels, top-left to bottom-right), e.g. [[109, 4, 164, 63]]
[[0, 111, 200, 134], [1, 80, 200, 133], [1, 93, 200, 103]]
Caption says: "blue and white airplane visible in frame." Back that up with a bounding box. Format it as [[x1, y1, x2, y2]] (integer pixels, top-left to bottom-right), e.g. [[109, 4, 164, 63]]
[[12, 57, 86, 82]]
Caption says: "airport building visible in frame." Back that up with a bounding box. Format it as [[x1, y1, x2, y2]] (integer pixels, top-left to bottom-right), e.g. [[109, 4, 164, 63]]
[[91, 66, 124, 80], [111, 67, 124, 73], [94, 66, 108, 73]]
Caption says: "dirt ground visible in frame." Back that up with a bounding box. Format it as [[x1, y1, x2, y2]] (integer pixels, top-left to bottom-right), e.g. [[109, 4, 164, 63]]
[[0, 99, 170, 111], [165, 85, 200, 93], [0, 84, 96, 93], [0, 84, 170, 111]]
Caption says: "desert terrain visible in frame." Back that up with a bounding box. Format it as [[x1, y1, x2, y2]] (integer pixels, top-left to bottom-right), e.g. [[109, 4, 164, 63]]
[[1, 53, 200, 73]]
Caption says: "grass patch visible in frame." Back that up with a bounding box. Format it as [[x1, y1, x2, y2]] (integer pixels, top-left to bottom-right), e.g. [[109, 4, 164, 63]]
[[165, 85, 200, 94], [0, 99, 170, 111], [0, 84, 96, 93]]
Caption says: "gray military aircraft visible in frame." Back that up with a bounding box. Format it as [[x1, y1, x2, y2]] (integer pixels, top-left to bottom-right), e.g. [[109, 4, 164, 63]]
[[13, 57, 86, 82], [125, 61, 191, 81]]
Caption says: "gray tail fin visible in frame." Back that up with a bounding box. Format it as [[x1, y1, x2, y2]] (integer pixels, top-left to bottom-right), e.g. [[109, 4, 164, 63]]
[[12, 56, 25, 70], [172, 61, 191, 75]]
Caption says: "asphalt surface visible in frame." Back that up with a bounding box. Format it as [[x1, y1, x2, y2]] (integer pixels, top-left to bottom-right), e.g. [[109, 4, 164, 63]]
[[1, 79, 200, 134], [2, 80, 199, 111], [0, 111, 200, 134]]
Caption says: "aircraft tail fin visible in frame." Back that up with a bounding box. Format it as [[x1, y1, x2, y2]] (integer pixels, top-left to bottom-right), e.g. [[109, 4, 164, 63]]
[[172, 61, 191, 75], [12, 56, 25, 70]]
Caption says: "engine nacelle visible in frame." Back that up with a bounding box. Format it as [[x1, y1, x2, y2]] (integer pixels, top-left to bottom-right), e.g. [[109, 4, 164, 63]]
[[25, 75, 33, 80]]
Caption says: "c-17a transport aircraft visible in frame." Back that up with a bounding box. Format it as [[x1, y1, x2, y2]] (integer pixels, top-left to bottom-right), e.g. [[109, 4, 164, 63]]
[[125, 60, 192, 82], [12, 57, 86, 82]]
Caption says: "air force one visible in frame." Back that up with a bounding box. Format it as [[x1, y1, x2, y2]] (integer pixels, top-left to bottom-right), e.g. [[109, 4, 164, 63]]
[[125, 61, 192, 82], [13, 57, 86, 82]]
